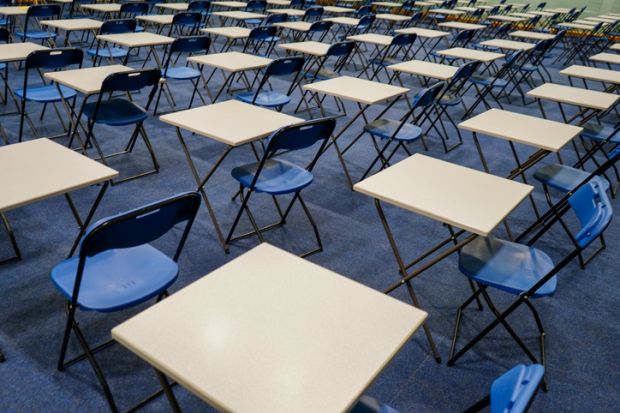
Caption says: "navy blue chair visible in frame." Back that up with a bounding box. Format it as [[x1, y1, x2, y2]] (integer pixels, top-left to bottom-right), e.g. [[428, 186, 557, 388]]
[[188, 0, 212, 27], [340, 14, 375, 39], [16, 48, 83, 142], [119, 1, 148, 32], [0, 27, 9, 107], [16, 4, 61, 44], [167, 11, 203, 36], [304, 20, 332, 41], [155, 35, 211, 113], [367, 33, 416, 81], [82, 69, 162, 184], [51, 191, 201, 413], [0, 0, 10, 26], [243, 25, 279, 56], [432, 30, 474, 62], [86, 19, 137, 66], [245, 0, 267, 25], [302, 6, 323, 22], [225, 118, 336, 257], [236, 56, 305, 110]]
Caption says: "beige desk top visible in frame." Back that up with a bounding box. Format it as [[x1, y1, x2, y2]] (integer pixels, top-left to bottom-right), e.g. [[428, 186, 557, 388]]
[[155, 2, 189, 11], [560, 65, 620, 85], [572, 19, 602, 26], [456, 6, 480, 12], [559, 22, 596, 31], [188, 51, 271, 72], [44, 64, 133, 95], [80, 3, 121, 13], [395, 27, 450, 38], [375, 13, 410, 22], [438, 21, 486, 30], [325, 16, 360, 26], [202, 26, 251, 39], [388, 59, 458, 80], [0, 6, 28, 16], [267, 0, 290, 5], [323, 6, 355, 13], [488, 15, 526, 22], [610, 43, 620, 51], [373, 1, 402, 7], [40, 18, 102, 31], [430, 8, 465, 15], [510, 12, 533, 18], [212, 1, 247, 8], [585, 17, 618, 23], [354, 154, 533, 236], [509, 30, 555, 41], [212, 10, 266, 19], [0, 139, 118, 213], [348, 33, 394, 46], [303, 75, 409, 105], [459, 108, 582, 152], [0, 42, 48, 63], [267, 8, 305, 16], [136, 14, 175, 25], [112, 243, 427, 413], [527, 10, 555, 17], [527, 83, 619, 111], [545, 7, 571, 13], [436, 47, 505, 63], [159, 100, 302, 146], [590, 52, 620, 65], [97, 32, 175, 48], [274, 21, 312, 31], [279, 41, 331, 57], [479, 38, 535, 51]]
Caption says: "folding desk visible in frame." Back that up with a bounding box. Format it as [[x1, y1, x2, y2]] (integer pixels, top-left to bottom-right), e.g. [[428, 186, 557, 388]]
[[610, 43, 620, 51], [40, 18, 102, 46], [487, 15, 527, 23], [558, 22, 596, 31], [159, 100, 302, 250], [584, 17, 618, 24], [136, 14, 175, 32], [590, 52, 620, 68], [278, 41, 331, 74], [201, 26, 251, 52], [394, 27, 450, 58], [187, 51, 271, 102], [347, 33, 399, 77], [0, 138, 118, 263], [80, 3, 121, 16], [95, 32, 175, 68], [154, 2, 189, 12], [273, 21, 313, 42], [560, 65, 620, 93], [353, 153, 533, 362], [375, 13, 410, 34], [212, 1, 247, 9], [478, 38, 535, 51], [372, 1, 402, 8], [388, 60, 458, 88], [435, 47, 505, 65], [267, 0, 290, 6], [438, 22, 487, 31], [112, 243, 428, 413], [324, 16, 361, 40], [509, 30, 554, 41], [0, 6, 28, 38], [211, 10, 266, 26], [266, 7, 304, 17], [322, 6, 355, 15], [302, 76, 409, 187], [429, 8, 465, 16]]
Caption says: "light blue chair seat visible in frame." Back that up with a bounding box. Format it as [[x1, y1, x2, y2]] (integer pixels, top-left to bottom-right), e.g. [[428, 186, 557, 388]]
[[350, 396, 401, 413], [15, 30, 56, 39], [14, 84, 77, 102], [438, 93, 462, 106], [364, 118, 423, 142], [0, 18, 7, 26], [135, 25, 144, 32], [491, 364, 545, 413], [534, 164, 610, 193], [232, 159, 314, 195], [50, 245, 178, 312], [304, 68, 338, 81], [519, 63, 538, 72], [86, 46, 128, 59], [83, 99, 148, 126], [162, 66, 201, 80], [245, 18, 262, 25], [236, 90, 291, 107], [580, 122, 620, 143], [470, 75, 509, 88], [459, 236, 557, 298]]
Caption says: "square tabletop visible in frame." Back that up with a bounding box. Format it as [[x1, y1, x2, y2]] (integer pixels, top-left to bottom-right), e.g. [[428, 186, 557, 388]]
[[303, 75, 409, 105], [44, 64, 133, 95], [479, 38, 535, 51], [353, 154, 533, 236], [40, 18, 102, 31], [509, 30, 555, 41], [112, 243, 427, 413], [159, 100, 302, 146], [0, 139, 118, 213], [96, 32, 175, 47], [274, 21, 312, 31], [527, 10, 556, 17], [609, 43, 620, 51], [212, 1, 247, 8], [590, 52, 620, 65], [212, 10, 266, 19], [395, 27, 450, 38], [436, 47, 505, 63], [527, 83, 619, 111], [438, 21, 486, 30], [560, 65, 620, 85], [488, 15, 526, 22], [267, 8, 305, 16], [155, 2, 189, 10], [201, 26, 251, 39], [325, 16, 360, 26], [0, 42, 48, 63], [348, 33, 394, 46], [279, 40, 331, 56], [585, 17, 617, 23], [430, 8, 465, 15], [80, 3, 121, 13], [558, 22, 595, 30], [376, 13, 410, 22], [373, 1, 402, 7], [0, 6, 28, 16], [323, 6, 355, 13], [136, 14, 175, 25], [388, 59, 458, 80], [267, 0, 290, 5], [458, 108, 582, 152], [188, 51, 271, 72]]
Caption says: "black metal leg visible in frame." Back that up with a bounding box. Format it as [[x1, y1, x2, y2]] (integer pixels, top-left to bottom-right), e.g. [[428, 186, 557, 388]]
[[155, 370, 182, 413], [67, 181, 110, 258]]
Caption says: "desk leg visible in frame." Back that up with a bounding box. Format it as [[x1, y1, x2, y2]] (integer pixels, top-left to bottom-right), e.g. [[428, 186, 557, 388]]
[[155, 370, 182, 413], [0, 212, 21, 264], [67, 181, 110, 258]]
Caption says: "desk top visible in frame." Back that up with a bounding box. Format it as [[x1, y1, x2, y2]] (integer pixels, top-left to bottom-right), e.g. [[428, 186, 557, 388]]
[[212, 10, 266, 19], [430, 8, 465, 15], [609, 43, 620, 51], [479, 38, 535, 51], [558, 22, 595, 30], [202, 26, 251, 38], [325, 16, 360, 26], [509, 30, 555, 41], [303, 75, 409, 105], [348, 33, 394, 46], [97, 32, 175, 47], [212, 0, 247, 7], [80, 3, 121, 12], [0, 139, 118, 213], [0, 42, 48, 63], [0, 6, 28, 16], [488, 14, 526, 22], [155, 2, 189, 10], [590, 52, 620, 65], [373, 1, 402, 7], [458, 108, 582, 152], [188, 51, 271, 71], [40, 18, 102, 31], [267, 8, 305, 16], [438, 21, 486, 30], [560, 64, 620, 85], [395, 26, 450, 38], [159, 100, 302, 146], [527, 83, 619, 111], [267, 0, 290, 5], [44, 65, 133, 95], [436, 47, 505, 63], [323, 6, 355, 13], [354, 154, 533, 236], [112, 243, 427, 413], [388, 59, 458, 80], [375, 13, 410, 22], [136, 14, 175, 25], [274, 21, 312, 31], [279, 40, 331, 56]]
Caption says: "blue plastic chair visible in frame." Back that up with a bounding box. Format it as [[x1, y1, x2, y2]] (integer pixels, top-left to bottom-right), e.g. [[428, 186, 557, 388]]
[[243, 25, 279, 56], [236, 56, 305, 110], [168, 11, 203, 36], [188, 0, 212, 26], [225, 118, 336, 257], [432, 30, 474, 62], [340, 14, 375, 39], [0, 0, 10, 26], [15, 48, 83, 142], [82, 69, 162, 184], [368, 33, 416, 81], [119, 2, 148, 32], [302, 6, 323, 22], [0, 27, 9, 107], [51, 191, 201, 413], [245, 0, 267, 25], [15, 5, 61, 44], [86, 19, 137, 66], [304, 19, 332, 41]]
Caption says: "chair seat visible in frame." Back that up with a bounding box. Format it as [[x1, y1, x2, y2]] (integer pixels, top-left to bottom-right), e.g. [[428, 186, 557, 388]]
[[470, 75, 508, 88], [304, 68, 338, 81], [50, 245, 178, 312], [439, 93, 462, 106], [15, 31, 56, 39], [14, 84, 77, 103], [162, 66, 201, 80], [245, 18, 263, 25], [236, 90, 291, 107], [232, 158, 313, 195], [83, 99, 148, 126], [581, 122, 620, 143], [519, 63, 538, 72], [534, 163, 610, 193], [459, 236, 557, 298], [365, 118, 422, 142], [86, 46, 128, 59], [350, 396, 400, 413]]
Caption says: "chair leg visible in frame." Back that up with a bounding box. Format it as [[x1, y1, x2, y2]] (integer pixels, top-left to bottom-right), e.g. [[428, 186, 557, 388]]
[[523, 299, 546, 373], [448, 286, 485, 361], [297, 193, 323, 258]]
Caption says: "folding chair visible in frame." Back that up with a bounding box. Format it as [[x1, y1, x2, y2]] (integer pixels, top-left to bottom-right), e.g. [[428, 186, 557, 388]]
[[0, 27, 9, 106], [244, 0, 268, 26], [155, 35, 211, 114], [187, 0, 212, 27], [261, 13, 288, 55], [86, 19, 137, 66], [339, 14, 375, 40], [448, 178, 614, 373], [536, 2, 546, 10], [367, 33, 417, 81], [16, 48, 83, 142], [167, 11, 203, 36], [119, 1, 148, 32], [15, 4, 61, 46], [242, 25, 279, 56], [432, 30, 474, 62], [225, 118, 336, 257], [304, 20, 332, 41], [81, 69, 162, 184], [302, 6, 323, 22], [51, 191, 201, 413], [235, 56, 304, 111]]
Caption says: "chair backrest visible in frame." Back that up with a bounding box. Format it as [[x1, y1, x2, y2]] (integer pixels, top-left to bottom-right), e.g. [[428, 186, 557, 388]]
[[452, 29, 473, 47], [404, 11, 422, 27], [265, 13, 287, 25], [164, 35, 211, 73], [248, 25, 278, 41], [412, 80, 445, 108], [490, 364, 544, 413], [264, 56, 304, 78], [0, 27, 9, 43], [27, 4, 61, 19], [266, 117, 336, 155], [188, 0, 211, 12], [303, 6, 323, 21], [447, 60, 481, 88], [246, 0, 266, 12], [356, 5, 372, 17], [537, 2, 546, 9], [101, 68, 161, 94], [568, 179, 614, 248], [120, 1, 148, 15], [495, 22, 511, 38], [289, 0, 303, 8], [326, 40, 355, 58], [172, 11, 203, 26], [391, 32, 416, 47], [357, 14, 375, 31], [25, 48, 84, 71], [100, 19, 137, 35], [307, 20, 332, 40]]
